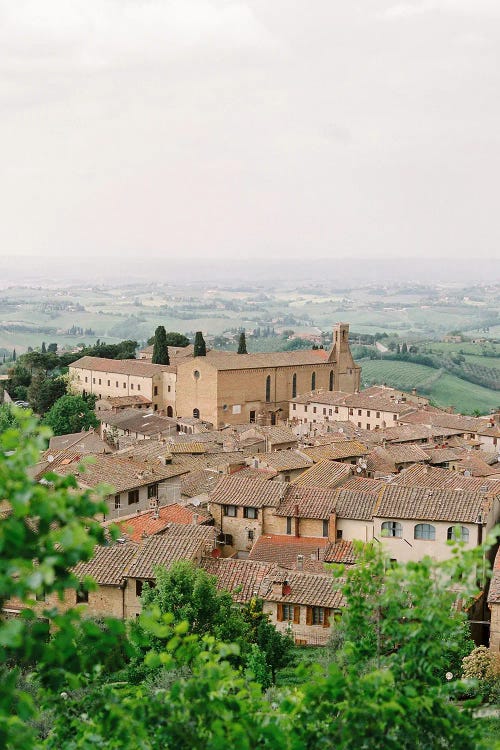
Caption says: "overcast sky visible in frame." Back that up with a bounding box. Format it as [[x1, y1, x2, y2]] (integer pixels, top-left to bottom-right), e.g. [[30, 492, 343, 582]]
[[1, 1, 499, 267]]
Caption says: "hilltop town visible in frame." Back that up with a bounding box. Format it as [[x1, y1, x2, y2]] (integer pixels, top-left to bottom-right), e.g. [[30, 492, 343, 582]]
[[2, 322, 499, 655]]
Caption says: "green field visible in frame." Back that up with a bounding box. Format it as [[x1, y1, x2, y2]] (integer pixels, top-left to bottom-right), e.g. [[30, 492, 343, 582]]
[[359, 359, 499, 415]]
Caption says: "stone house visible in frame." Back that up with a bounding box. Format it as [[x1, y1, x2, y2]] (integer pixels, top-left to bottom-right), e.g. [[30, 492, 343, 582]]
[[247, 450, 313, 483]]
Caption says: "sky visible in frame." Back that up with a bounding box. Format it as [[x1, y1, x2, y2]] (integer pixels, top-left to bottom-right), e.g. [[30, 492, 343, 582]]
[[1, 0, 500, 271]]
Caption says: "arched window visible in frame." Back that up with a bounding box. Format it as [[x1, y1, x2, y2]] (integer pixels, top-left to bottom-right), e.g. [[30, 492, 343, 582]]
[[311, 371, 316, 391], [414, 523, 435, 541], [329, 370, 334, 391], [265, 375, 271, 403], [447, 526, 469, 543], [292, 373, 297, 399], [381, 521, 402, 538], [193, 408, 200, 419], [166, 406, 173, 418]]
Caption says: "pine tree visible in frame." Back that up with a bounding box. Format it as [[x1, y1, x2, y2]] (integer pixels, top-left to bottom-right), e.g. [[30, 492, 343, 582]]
[[194, 331, 207, 357], [152, 326, 170, 365], [237, 331, 247, 354], [41, 342, 46, 354], [401, 342, 408, 354]]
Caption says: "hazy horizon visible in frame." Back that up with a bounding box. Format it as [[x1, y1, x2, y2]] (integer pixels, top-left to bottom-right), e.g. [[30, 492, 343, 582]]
[[2, 2, 500, 270]]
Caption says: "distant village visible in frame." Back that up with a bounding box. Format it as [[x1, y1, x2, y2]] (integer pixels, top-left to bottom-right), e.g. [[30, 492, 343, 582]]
[[4, 323, 500, 651]]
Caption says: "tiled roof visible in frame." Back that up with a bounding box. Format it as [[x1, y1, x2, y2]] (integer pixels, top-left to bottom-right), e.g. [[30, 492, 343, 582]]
[[99, 409, 176, 435], [241, 425, 298, 445], [291, 390, 350, 406], [56, 454, 188, 494], [275, 487, 337, 519], [126, 524, 215, 579], [291, 460, 352, 488], [209, 475, 285, 508], [424, 447, 463, 465], [230, 467, 277, 481], [180, 469, 223, 498], [385, 443, 430, 464], [365, 448, 396, 474], [169, 443, 209, 454], [373, 485, 492, 523], [343, 392, 415, 414], [139, 344, 195, 361], [323, 539, 356, 564], [201, 558, 276, 602], [70, 356, 176, 376], [302, 441, 368, 463], [263, 570, 344, 609], [488, 547, 500, 604], [72, 541, 138, 585], [114, 504, 212, 542], [333, 487, 379, 521], [339, 476, 386, 494], [98, 395, 152, 407], [185, 349, 330, 371], [390, 463, 499, 493], [376, 424, 462, 444], [456, 454, 500, 478], [248, 534, 329, 573], [253, 450, 312, 471], [48, 430, 109, 454]]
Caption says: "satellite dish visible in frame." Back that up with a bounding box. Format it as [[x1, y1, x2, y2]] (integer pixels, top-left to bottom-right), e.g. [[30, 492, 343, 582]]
[[47, 455, 54, 463], [463, 470, 471, 477], [338, 428, 344, 433], [356, 466, 362, 473]]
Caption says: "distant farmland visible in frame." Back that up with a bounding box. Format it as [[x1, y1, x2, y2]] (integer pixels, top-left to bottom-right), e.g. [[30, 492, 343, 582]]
[[358, 359, 499, 415]]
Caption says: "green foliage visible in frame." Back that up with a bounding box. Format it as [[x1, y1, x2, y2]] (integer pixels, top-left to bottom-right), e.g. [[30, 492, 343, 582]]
[[0, 405, 16, 433], [27, 373, 66, 416], [151, 326, 170, 365], [237, 331, 247, 354], [193, 331, 206, 357], [148, 332, 190, 348], [43, 394, 99, 435]]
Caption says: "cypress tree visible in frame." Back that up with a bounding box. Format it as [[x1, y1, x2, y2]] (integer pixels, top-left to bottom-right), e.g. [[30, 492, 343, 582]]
[[152, 326, 170, 365], [237, 331, 247, 354], [12, 349, 16, 362], [41, 342, 46, 354], [194, 331, 207, 357]]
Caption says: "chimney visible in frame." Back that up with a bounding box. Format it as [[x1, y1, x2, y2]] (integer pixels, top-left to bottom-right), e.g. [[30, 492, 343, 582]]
[[328, 511, 337, 542], [296, 554, 304, 571], [192, 512, 199, 525]]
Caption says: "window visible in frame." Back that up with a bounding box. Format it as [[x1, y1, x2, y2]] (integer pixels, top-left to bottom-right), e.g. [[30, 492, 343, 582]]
[[336, 529, 343, 539], [147, 483, 158, 499], [114, 494, 121, 510], [154, 386, 158, 396], [167, 385, 171, 392], [323, 408, 326, 416], [358, 409, 362, 416], [193, 408, 200, 419], [116, 381, 119, 387], [447, 526, 469, 543], [358, 422, 362, 428], [376, 411, 380, 418], [311, 372, 316, 390], [335, 406, 339, 414], [304, 405, 308, 413], [137, 384, 141, 391], [366, 424, 370, 430], [92, 378, 95, 384], [312, 607, 325, 625], [313, 407, 317, 414], [244, 507, 258, 519], [393, 414, 397, 421], [247, 529, 255, 542], [286, 517, 292, 534], [265, 375, 271, 403], [283, 605, 295, 621], [329, 409, 332, 416], [366, 410, 370, 417], [292, 373, 297, 399], [135, 580, 144, 598], [131, 383, 134, 390], [128, 489, 139, 505], [284, 475, 291, 483], [322, 519, 329, 537], [76, 586, 89, 604], [193, 370, 200, 380], [349, 408, 353, 416], [250, 410, 256, 423], [123, 382, 126, 389], [329, 370, 334, 391], [85, 376, 88, 383], [292, 404, 296, 411], [98, 378, 101, 385], [224, 505, 237, 517], [414, 523, 436, 541], [381, 521, 402, 538]]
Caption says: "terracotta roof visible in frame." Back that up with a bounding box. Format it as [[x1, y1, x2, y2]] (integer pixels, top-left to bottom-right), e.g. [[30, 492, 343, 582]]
[[169, 443, 209, 455], [230, 467, 278, 481], [291, 390, 350, 406], [56, 454, 188, 494], [424, 447, 463, 465], [180, 469, 223, 498], [126, 524, 215, 579], [72, 541, 138, 585], [456, 454, 500, 478], [343, 392, 415, 414], [302, 441, 368, 463], [253, 450, 312, 472], [48, 430, 109, 454], [390, 463, 499, 493], [70, 356, 176, 376], [241, 425, 298, 445], [248, 534, 329, 573], [184, 348, 330, 371], [275, 487, 337, 519], [384, 444, 430, 464], [488, 547, 500, 604], [201, 558, 276, 602], [140, 344, 195, 361], [339, 476, 386, 494], [374, 485, 492, 523], [209, 475, 284, 508], [99, 409, 176, 436], [97, 395, 152, 407], [263, 570, 344, 609], [376, 424, 462, 444], [365, 448, 396, 474], [114, 504, 212, 542], [333, 487, 379, 521], [323, 539, 356, 564], [291, 460, 352, 488]]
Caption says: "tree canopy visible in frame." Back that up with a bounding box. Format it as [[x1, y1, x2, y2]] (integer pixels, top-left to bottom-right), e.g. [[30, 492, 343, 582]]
[[151, 326, 170, 365], [237, 331, 247, 354], [193, 331, 207, 357], [43, 394, 99, 435]]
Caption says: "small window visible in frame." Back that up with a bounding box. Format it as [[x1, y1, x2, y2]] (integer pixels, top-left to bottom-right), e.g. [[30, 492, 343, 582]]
[[381, 521, 402, 538], [116, 381, 119, 387], [85, 376, 88, 383], [147, 483, 158, 499], [322, 519, 329, 537], [335, 406, 339, 414], [131, 383, 134, 390], [323, 408, 326, 415], [376, 411, 380, 418], [123, 382, 126, 389], [248, 529, 255, 542], [292, 373, 297, 399], [224, 505, 237, 517], [76, 586, 89, 604], [311, 372, 316, 390], [286, 517, 292, 534], [366, 410, 370, 417], [349, 408, 353, 416], [244, 507, 258, 520], [92, 378, 95, 384], [137, 384, 140, 391], [393, 414, 397, 421], [136, 580, 144, 598], [283, 604, 295, 621], [336, 529, 343, 539], [193, 370, 200, 380], [98, 378, 101, 385], [154, 386, 158, 396], [366, 424, 370, 430], [358, 409, 362, 416], [447, 526, 469, 543], [292, 404, 296, 411], [114, 494, 121, 509], [312, 606, 324, 625], [358, 422, 362, 428], [304, 405, 308, 413], [265, 375, 271, 403], [329, 370, 334, 391], [313, 407, 317, 414], [193, 408, 200, 419], [168, 385, 171, 392], [414, 523, 436, 541], [284, 475, 291, 483], [128, 489, 139, 505]]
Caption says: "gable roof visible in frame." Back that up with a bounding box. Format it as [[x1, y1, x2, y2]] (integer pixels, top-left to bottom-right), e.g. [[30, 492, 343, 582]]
[[126, 524, 215, 579], [201, 558, 276, 603], [275, 487, 338, 519], [186, 349, 330, 371], [72, 541, 138, 586], [70, 356, 176, 376], [113, 504, 212, 542], [248, 534, 329, 573], [373, 485, 492, 524], [390, 463, 499, 493], [291, 460, 352, 488], [263, 570, 344, 609], [253, 450, 312, 472], [209, 475, 284, 508], [302, 441, 368, 463], [333, 487, 379, 521]]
